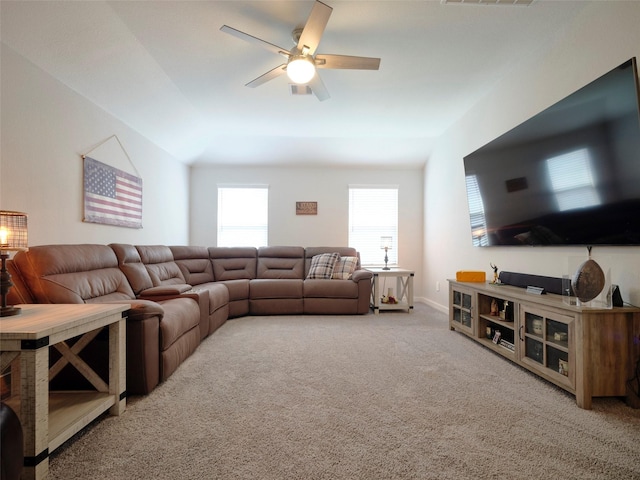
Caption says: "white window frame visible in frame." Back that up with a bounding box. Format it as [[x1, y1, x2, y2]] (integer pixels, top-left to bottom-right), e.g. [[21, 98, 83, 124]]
[[217, 185, 269, 247], [348, 185, 398, 266]]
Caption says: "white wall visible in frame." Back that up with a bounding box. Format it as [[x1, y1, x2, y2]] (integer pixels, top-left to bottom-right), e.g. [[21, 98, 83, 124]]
[[0, 45, 190, 246], [190, 164, 425, 296], [424, 1, 640, 310]]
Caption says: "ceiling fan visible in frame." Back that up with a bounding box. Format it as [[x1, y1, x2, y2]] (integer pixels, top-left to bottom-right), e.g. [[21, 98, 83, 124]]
[[220, 0, 381, 101]]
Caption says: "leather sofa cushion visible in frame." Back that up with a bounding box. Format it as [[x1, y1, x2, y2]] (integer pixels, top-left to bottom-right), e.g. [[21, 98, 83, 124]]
[[257, 246, 305, 279], [209, 247, 257, 280], [191, 282, 230, 314], [304, 279, 359, 299], [219, 279, 250, 302], [6, 259, 34, 305], [161, 327, 200, 382], [12, 244, 136, 303], [110, 243, 154, 294], [250, 279, 303, 299], [170, 245, 215, 285], [157, 297, 201, 351], [136, 245, 187, 286]]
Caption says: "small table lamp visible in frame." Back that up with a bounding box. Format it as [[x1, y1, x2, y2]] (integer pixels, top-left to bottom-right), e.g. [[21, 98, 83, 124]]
[[380, 236, 392, 270], [1, 211, 28, 317]]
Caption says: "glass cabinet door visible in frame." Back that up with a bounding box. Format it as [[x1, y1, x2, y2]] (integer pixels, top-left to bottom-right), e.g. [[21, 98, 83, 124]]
[[450, 286, 474, 334], [520, 307, 574, 388]]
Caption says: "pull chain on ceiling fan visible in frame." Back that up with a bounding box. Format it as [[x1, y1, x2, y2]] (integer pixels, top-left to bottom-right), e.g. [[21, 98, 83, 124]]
[[220, 0, 381, 101]]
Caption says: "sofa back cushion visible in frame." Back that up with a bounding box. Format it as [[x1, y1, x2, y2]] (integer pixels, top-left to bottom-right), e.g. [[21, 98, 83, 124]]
[[257, 246, 305, 279], [12, 244, 136, 304], [208, 247, 257, 281], [6, 259, 35, 304], [136, 245, 187, 287], [304, 247, 359, 277], [110, 243, 154, 295], [169, 246, 215, 286]]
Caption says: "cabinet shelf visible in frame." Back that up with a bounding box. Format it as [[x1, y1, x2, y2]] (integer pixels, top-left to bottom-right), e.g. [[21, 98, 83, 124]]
[[546, 339, 569, 353], [448, 280, 640, 410], [477, 337, 517, 359], [480, 314, 514, 330]]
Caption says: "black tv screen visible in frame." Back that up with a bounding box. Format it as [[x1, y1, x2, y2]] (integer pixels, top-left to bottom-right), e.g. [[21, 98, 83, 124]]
[[463, 58, 640, 247]]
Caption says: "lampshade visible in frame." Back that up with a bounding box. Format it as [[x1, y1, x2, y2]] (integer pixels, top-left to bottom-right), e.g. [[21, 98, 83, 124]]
[[0, 211, 28, 251], [287, 55, 316, 84], [380, 236, 393, 250], [1, 211, 28, 317]]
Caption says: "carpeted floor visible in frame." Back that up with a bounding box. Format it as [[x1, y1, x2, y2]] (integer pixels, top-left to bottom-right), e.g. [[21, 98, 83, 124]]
[[49, 303, 640, 479]]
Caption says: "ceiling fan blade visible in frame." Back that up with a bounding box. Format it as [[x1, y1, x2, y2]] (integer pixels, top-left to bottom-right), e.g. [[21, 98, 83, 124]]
[[246, 64, 287, 88], [308, 73, 330, 102], [220, 25, 289, 58], [296, 1, 333, 56], [315, 54, 381, 70]]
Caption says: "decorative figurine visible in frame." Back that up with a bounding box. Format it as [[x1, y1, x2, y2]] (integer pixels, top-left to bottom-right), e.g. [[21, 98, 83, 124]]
[[490, 263, 499, 284], [490, 299, 499, 316]]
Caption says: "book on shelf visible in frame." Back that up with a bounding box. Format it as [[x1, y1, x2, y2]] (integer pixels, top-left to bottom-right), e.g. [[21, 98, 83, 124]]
[[499, 339, 515, 352]]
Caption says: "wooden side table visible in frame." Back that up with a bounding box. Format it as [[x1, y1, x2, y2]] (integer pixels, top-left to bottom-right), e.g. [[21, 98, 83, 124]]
[[0, 303, 128, 480], [368, 267, 414, 314]]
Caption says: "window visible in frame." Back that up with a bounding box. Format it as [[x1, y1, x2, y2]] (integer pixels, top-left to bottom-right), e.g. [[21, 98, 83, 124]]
[[465, 174, 488, 246], [546, 148, 600, 211], [348, 186, 398, 266], [217, 186, 268, 247]]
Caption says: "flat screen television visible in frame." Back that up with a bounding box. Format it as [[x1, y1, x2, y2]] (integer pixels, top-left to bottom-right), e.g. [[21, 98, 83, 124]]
[[463, 58, 640, 246]]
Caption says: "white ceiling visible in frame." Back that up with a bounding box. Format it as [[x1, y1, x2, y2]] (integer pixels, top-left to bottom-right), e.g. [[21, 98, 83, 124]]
[[0, 0, 588, 168]]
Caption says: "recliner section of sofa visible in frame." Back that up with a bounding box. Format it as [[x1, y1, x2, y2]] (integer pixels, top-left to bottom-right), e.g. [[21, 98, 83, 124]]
[[303, 246, 372, 315], [8, 243, 373, 396], [251, 246, 305, 315], [169, 245, 230, 336], [9, 244, 202, 395], [111, 244, 227, 341], [208, 247, 257, 318]]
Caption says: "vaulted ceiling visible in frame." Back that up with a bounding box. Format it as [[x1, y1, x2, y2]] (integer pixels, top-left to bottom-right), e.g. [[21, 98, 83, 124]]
[[1, 1, 588, 167]]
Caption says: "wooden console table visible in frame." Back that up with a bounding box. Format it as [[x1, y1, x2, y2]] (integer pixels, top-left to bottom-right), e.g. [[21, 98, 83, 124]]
[[0, 303, 128, 480], [449, 280, 640, 409], [369, 267, 414, 314]]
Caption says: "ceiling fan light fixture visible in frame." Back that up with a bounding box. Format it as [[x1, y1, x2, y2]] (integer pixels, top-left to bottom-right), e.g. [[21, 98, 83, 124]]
[[287, 55, 316, 84]]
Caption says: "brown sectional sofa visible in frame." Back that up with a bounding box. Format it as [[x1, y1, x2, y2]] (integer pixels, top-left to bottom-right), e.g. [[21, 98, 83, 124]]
[[8, 244, 372, 396]]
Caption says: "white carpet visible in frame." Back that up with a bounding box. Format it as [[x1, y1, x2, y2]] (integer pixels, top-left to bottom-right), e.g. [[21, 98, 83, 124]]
[[49, 303, 640, 479]]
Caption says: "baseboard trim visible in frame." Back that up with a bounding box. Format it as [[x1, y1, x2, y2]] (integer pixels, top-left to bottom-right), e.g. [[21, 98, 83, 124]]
[[417, 297, 448, 314]]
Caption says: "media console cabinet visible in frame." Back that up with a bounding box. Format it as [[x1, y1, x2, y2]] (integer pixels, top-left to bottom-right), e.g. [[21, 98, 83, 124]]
[[448, 280, 640, 409]]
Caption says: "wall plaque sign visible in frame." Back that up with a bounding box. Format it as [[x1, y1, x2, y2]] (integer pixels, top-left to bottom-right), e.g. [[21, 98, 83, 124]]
[[296, 202, 317, 215]]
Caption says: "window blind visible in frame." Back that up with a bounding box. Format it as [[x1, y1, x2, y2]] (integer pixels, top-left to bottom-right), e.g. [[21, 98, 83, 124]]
[[217, 186, 268, 247], [465, 174, 488, 246], [348, 186, 398, 266]]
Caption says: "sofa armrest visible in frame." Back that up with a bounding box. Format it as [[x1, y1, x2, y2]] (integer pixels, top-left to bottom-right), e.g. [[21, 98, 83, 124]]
[[136, 287, 209, 340], [352, 269, 373, 282], [102, 299, 162, 394], [103, 299, 165, 321], [139, 284, 193, 296]]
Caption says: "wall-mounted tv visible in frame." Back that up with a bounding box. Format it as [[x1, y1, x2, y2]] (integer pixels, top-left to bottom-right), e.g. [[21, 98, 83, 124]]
[[463, 58, 640, 246]]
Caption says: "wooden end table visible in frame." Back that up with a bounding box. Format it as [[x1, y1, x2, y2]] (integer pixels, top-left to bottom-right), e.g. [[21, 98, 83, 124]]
[[368, 267, 415, 314], [0, 303, 128, 480]]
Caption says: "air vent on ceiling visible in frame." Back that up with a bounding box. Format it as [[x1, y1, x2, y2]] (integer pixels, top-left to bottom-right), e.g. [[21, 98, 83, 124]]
[[289, 84, 313, 96], [441, 0, 535, 5]]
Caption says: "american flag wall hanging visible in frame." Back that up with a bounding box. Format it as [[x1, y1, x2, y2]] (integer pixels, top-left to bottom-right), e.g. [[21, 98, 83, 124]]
[[83, 156, 143, 228]]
